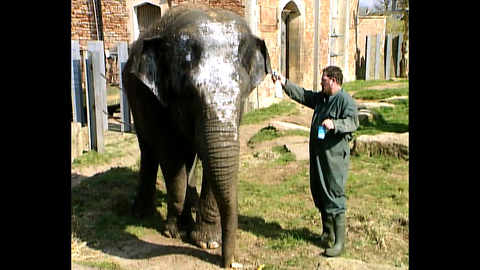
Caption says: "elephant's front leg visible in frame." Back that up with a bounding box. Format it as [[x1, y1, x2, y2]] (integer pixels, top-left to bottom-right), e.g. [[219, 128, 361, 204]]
[[160, 152, 196, 239], [133, 147, 159, 218], [190, 174, 222, 249]]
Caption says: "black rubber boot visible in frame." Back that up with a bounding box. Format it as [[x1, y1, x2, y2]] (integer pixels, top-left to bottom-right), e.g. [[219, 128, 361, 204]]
[[311, 211, 334, 244], [324, 213, 346, 257]]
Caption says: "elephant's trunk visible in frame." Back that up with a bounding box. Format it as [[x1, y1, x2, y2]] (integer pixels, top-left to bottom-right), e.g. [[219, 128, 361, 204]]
[[197, 109, 240, 268]]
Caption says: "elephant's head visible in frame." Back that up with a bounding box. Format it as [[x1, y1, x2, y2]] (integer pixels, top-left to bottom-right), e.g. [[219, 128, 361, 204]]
[[130, 10, 271, 112], [129, 6, 271, 268]]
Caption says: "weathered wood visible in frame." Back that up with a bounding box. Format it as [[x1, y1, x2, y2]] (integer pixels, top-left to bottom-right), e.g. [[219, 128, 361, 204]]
[[374, 34, 381, 80], [87, 41, 108, 132], [117, 42, 131, 132], [85, 51, 105, 154], [396, 33, 403, 78], [91, 51, 105, 154], [84, 53, 96, 151], [365, 35, 372, 80], [385, 33, 392, 80], [71, 40, 85, 125]]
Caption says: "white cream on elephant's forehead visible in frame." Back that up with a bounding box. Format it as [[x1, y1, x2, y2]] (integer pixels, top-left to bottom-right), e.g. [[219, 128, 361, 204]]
[[194, 21, 241, 135]]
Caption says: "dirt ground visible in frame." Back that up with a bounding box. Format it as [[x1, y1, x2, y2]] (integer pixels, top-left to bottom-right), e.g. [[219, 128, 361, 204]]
[[72, 100, 407, 270]]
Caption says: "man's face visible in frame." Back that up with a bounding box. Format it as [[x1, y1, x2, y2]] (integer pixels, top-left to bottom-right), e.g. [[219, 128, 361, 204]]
[[321, 73, 333, 94]]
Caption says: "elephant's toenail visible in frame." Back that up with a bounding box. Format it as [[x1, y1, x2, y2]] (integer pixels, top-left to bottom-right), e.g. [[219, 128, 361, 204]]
[[208, 241, 219, 249], [199, 242, 207, 249]]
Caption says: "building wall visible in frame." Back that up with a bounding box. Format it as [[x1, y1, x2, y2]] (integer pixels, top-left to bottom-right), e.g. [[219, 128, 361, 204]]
[[356, 16, 386, 63], [71, 0, 130, 51], [71, 0, 358, 110]]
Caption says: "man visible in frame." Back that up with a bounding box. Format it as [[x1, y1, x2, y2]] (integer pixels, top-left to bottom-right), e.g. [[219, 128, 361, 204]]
[[272, 66, 358, 257]]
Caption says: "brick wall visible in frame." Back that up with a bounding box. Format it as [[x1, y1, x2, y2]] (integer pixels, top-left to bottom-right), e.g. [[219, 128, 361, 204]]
[[72, 0, 359, 110], [71, 0, 130, 51], [357, 16, 386, 63], [102, 0, 131, 50]]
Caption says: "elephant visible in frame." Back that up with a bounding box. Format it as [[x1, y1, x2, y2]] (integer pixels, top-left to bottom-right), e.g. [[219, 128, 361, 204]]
[[121, 4, 271, 268]]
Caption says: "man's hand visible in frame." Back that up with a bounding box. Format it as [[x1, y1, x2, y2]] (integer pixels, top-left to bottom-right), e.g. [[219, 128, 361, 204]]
[[322, 119, 335, 130], [272, 72, 286, 86]]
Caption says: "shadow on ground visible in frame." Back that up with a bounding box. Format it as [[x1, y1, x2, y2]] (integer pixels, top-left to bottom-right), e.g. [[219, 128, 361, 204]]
[[71, 167, 327, 267], [71, 167, 220, 265], [238, 215, 330, 250]]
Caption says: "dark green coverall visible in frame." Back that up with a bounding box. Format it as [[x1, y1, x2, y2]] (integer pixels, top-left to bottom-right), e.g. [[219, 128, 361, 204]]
[[282, 79, 359, 216]]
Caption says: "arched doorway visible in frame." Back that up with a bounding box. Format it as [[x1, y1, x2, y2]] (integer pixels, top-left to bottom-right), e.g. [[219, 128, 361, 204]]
[[133, 2, 162, 39], [279, 0, 304, 85]]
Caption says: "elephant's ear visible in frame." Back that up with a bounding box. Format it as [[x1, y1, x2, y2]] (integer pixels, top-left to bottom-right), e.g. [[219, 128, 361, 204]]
[[130, 36, 168, 107], [250, 37, 272, 88]]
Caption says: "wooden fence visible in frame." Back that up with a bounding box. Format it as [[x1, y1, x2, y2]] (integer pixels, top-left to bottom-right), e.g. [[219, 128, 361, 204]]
[[356, 32, 407, 80], [71, 40, 131, 155]]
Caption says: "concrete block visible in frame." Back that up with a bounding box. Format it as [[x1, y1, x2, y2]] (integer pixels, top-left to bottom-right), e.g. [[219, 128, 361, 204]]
[[353, 132, 409, 160]]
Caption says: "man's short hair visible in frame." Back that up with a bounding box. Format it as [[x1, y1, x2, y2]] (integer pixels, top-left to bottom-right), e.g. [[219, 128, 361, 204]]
[[322, 66, 343, 85]]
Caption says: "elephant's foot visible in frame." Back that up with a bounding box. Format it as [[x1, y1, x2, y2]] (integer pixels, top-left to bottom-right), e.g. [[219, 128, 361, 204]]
[[132, 196, 156, 218], [190, 219, 221, 249], [164, 214, 195, 239]]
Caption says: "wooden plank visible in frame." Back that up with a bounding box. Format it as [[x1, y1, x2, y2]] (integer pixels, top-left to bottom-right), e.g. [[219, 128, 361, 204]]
[[385, 33, 392, 80], [71, 40, 85, 125], [374, 34, 381, 80], [117, 42, 131, 132], [396, 33, 403, 77], [90, 51, 105, 154], [87, 41, 108, 131], [84, 53, 97, 151], [365, 35, 372, 80]]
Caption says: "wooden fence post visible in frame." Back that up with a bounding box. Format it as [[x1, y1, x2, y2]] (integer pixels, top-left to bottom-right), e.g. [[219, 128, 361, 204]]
[[374, 34, 382, 80], [385, 33, 393, 80], [85, 50, 105, 154], [87, 41, 108, 132], [71, 40, 85, 125], [365, 35, 372, 80], [117, 42, 131, 132], [396, 33, 403, 78]]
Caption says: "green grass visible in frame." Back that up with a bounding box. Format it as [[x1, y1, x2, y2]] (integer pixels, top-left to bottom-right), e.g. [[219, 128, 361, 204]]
[[355, 100, 409, 136], [107, 85, 121, 105], [81, 260, 127, 270], [72, 132, 138, 167], [343, 79, 408, 94], [247, 126, 309, 146], [238, 154, 408, 268], [353, 87, 409, 100], [345, 79, 409, 136], [72, 150, 408, 269], [71, 166, 166, 247], [241, 100, 298, 125], [271, 145, 297, 165]]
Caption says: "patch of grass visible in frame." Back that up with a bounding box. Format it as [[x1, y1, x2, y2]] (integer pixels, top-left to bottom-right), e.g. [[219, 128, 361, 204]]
[[271, 146, 296, 165], [343, 79, 408, 93], [248, 126, 282, 146], [241, 100, 298, 125], [353, 87, 409, 100], [248, 126, 309, 147], [237, 153, 409, 268], [347, 79, 409, 136], [71, 166, 167, 248], [72, 133, 138, 167], [355, 100, 409, 136], [82, 260, 126, 270], [107, 85, 121, 106]]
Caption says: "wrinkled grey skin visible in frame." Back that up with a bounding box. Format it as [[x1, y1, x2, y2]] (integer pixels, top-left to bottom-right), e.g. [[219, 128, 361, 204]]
[[122, 4, 271, 268]]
